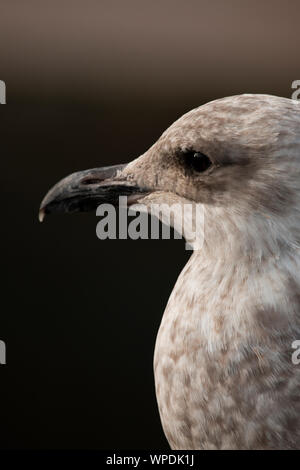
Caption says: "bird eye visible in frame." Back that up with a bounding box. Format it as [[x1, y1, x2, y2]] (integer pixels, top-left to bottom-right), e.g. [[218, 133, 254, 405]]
[[183, 150, 212, 173]]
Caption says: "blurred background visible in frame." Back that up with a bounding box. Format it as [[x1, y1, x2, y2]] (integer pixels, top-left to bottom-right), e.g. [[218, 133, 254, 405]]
[[0, 0, 299, 449]]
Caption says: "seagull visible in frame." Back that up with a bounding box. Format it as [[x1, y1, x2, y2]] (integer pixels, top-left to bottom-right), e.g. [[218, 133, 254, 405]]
[[40, 94, 300, 450]]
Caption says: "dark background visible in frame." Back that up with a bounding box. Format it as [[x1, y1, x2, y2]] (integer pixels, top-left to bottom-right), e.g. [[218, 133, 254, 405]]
[[0, 0, 299, 449]]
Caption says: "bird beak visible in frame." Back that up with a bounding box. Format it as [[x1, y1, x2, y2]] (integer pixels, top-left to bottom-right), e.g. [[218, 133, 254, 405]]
[[39, 163, 149, 222]]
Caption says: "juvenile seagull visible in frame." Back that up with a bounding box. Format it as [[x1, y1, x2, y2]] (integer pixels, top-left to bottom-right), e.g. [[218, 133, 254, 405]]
[[40, 95, 300, 449]]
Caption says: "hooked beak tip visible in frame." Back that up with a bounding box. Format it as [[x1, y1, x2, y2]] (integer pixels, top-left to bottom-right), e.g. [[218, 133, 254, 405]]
[[39, 208, 46, 223]]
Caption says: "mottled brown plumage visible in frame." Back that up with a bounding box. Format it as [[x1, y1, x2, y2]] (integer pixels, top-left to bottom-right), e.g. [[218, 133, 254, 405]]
[[40, 94, 300, 449]]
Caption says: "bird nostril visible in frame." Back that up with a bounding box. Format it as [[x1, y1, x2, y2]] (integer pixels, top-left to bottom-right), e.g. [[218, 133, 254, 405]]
[[81, 177, 103, 185]]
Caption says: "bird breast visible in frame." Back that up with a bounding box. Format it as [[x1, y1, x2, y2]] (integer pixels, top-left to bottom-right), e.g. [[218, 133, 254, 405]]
[[154, 250, 300, 449]]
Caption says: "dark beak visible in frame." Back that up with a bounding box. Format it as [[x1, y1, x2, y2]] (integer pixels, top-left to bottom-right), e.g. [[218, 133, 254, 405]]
[[39, 163, 148, 222]]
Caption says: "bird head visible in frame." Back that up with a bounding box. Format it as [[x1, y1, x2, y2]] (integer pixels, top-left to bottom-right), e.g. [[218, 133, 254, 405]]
[[39, 94, 300, 255]]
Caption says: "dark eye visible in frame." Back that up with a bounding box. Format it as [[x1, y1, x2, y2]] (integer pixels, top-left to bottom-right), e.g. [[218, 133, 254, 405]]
[[183, 150, 212, 173]]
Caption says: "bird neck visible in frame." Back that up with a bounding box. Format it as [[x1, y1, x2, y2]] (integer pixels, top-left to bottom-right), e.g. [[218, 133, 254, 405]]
[[167, 204, 300, 348], [201, 204, 300, 265]]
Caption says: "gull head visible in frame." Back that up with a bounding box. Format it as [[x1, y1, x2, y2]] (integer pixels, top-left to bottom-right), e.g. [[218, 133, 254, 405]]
[[39, 94, 300, 255]]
